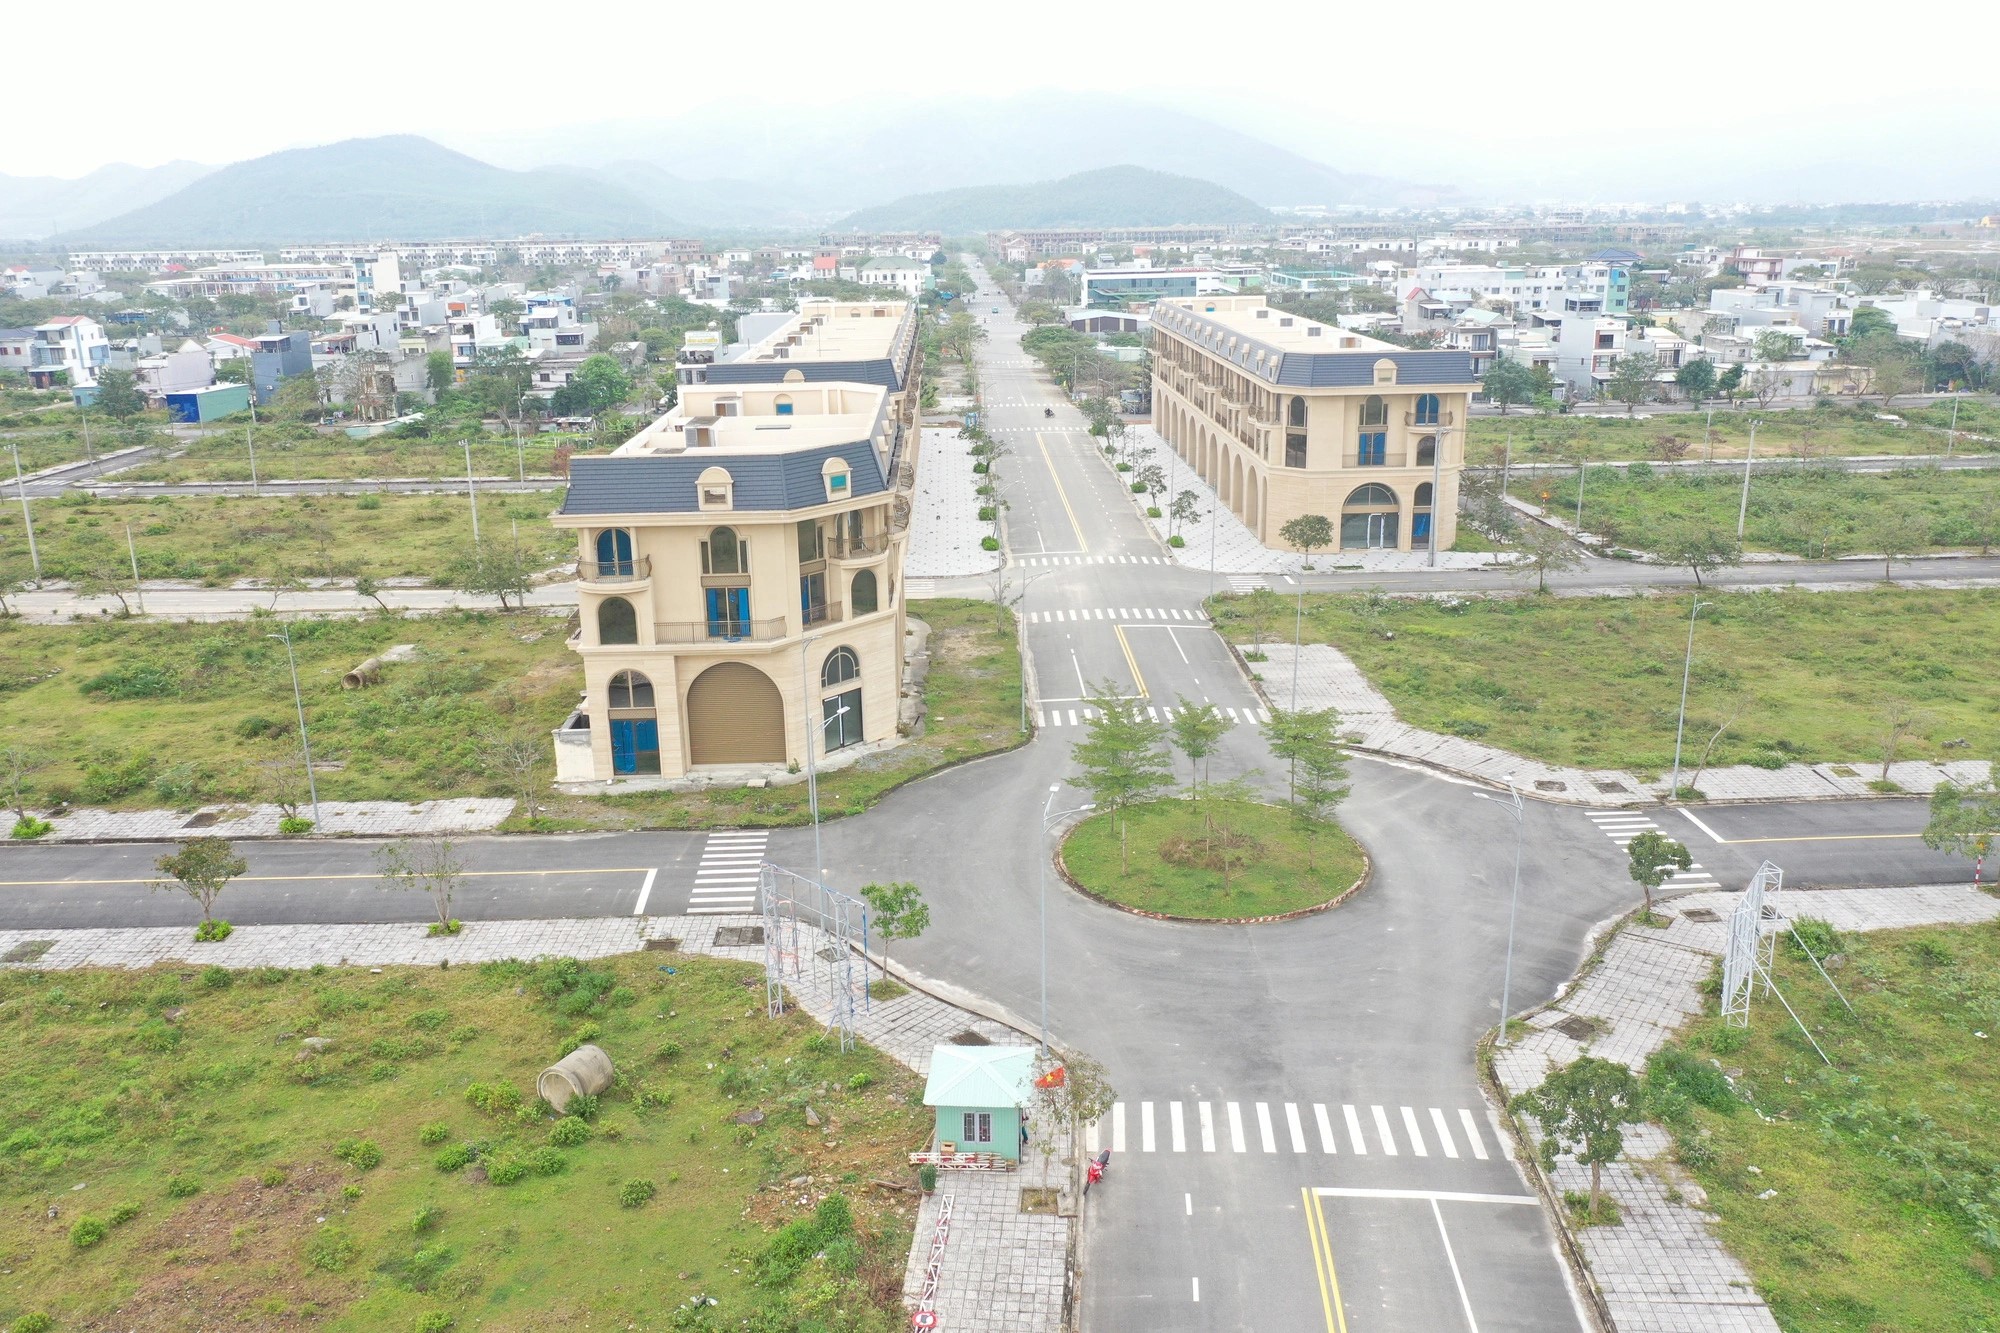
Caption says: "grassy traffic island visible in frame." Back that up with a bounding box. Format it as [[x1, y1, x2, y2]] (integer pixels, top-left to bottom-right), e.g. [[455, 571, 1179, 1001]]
[[1059, 798, 1366, 920], [0, 951, 927, 1332], [1649, 922, 2000, 1331]]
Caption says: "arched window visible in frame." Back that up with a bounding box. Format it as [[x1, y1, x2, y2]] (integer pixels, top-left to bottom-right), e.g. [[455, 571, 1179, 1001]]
[[1287, 396, 1307, 428], [851, 568, 878, 615], [596, 596, 637, 645], [1417, 434, 1437, 466], [594, 528, 633, 577], [701, 526, 747, 574], [1341, 484, 1401, 550], [821, 646, 860, 688], [1415, 393, 1441, 426], [774, 393, 795, 416], [1415, 482, 1434, 506], [608, 670, 654, 709], [1360, 395, 1388, 427], [605, 669, 659, 774], [1414, 482, 1436, 550]]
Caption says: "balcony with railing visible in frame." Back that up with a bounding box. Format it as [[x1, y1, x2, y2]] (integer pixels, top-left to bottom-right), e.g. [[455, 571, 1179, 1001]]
[[829, 533, 889, 560], [802, 600, 844, 628], [577, 554, 652, 585], [1404, 410, 1456, 428], [655, 616, 789, 644]]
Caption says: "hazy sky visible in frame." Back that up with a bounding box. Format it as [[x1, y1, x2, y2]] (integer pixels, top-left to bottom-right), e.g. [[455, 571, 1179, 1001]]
[[12, 0, 2000, 199]]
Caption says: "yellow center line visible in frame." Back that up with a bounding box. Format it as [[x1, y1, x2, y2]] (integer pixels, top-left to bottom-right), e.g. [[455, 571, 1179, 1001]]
[[1036, 431, 1088, 553], [1301, 1184, 1349, 1333], [0, 868, 654, 889], [1112, 623, 1148, 699]]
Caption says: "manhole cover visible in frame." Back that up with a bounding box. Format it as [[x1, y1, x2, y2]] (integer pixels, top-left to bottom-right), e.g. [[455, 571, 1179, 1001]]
[[948, 1030, 992, 1046], [1552, 1015, 1598, 1042], [181, 811, 221, 828], [1534, 780, 1566, 793], [816, 945, 843, 962], [643, 937, 680, 951], [1681, 908, 1722, 923], [1594, 780, 1632, 795], [713, 926, 765, 947], [1, 940, 54, 964]]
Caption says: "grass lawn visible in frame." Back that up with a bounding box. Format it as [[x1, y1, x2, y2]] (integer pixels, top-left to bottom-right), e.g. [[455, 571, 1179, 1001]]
[[551, 598, 1024, 831], [1, 410, 168, 474], [1650, 922, 2000, 1331], [1540, 463, 2000, 556], [117, 424, 568, 484], [1061, 798, 1364, 919], [1211, 587, 2000, 775], [1466, 397, 2000, 465], [0, 599, 1019, 828], [0, 951, 926, 1332], [2, 490, 569, 584], [0, 612, 579, 811]]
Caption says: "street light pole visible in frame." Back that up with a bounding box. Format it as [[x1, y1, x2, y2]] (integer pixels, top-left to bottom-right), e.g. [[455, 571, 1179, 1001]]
[[1493, 779, 1525, 1045], [246, 395, 260, 496], [267, 627, 322, 827], [1426, 422, 1448, 568], [9, 442, 40, 582], [1668, 598, 1712, 800], [463, 439, 481, 553], [124, 523, 144, 615], [1736, 420, 1758, 540], [1038, 785, 1095, 1052]]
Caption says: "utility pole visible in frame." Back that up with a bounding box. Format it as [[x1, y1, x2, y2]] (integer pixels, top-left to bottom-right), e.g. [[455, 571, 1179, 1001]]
[[1736, 419, 1758, 540], [1426, 422, 1448, 568], [463, 439, 481, 553], [124, 523, 144, 614], [1496, 778, 1524, 1046], [1703, 404, 1714, 463], [266, 626, 322, 828], [246, 395, 260, 496], [1668, 598, 1712, 799], [9, 442, 39, 582], [1501, 429, 1512, 499]]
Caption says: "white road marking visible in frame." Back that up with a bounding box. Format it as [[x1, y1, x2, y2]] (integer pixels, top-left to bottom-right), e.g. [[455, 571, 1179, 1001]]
[[1401, 1106, 1429, 1157], [1432, 1197, 1481, 1332], [1430, 1107, 1459, 1158], [1285, 1103, 1307, 1153], [1227, 1102, 1247, 1153], [1459, 1109, 1489, 1160], [1184, 1192, 1192, 1216], [1170, 1101, 1186, 1152], [1256, 1102, 1277, 1153], [1344, 1104, 1368, 1154], [1112, 1102, 1126, 1153], [1142, 1101, 1156, 1153], [1314, 1187, 1538, 1205], [1371, 1105, 1398, 1155], [1087, 1120, 1099, 1154], [633, 867, 656, 915], [1679, 808, 1728, 843], [1199, 1101, 1216, 1153], [1192, 1276, 1200, 1303], [1314, 1103, 1337, 1154]]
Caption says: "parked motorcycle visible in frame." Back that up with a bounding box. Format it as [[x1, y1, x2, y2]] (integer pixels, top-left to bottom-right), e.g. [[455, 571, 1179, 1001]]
[[1084, 1149, 1111, 1193]]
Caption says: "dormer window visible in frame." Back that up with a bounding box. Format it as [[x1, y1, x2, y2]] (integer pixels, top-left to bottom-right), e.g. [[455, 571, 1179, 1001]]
[[698, 465, 733, 511], [823, 457, 852, 502]]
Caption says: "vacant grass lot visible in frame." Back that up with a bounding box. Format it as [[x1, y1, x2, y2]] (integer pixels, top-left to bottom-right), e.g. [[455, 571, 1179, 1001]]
[[0, 599, 1018, 827], [1061, 799, 1365, 918], [564, 598, 1024, 830], [1543, 464, 2000, 556], [0, 612, 578, 811], [117, 424, 567, 483], [0, 409, 168, 473], [1653, 923, 2000, 1331], [1466, 397, 2000, 465], [0, 951, 926, 1332], [1212, 587, 2000, 774], [2, 490, 568, 584]]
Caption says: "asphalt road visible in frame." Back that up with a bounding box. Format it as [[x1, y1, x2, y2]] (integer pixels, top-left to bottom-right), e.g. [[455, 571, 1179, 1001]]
[[0, 269, 1979, 1331]]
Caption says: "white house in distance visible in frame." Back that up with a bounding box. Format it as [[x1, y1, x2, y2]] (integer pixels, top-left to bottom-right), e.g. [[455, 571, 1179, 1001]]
[[25, 315, 110, 390], [858, 256, 929, 299]]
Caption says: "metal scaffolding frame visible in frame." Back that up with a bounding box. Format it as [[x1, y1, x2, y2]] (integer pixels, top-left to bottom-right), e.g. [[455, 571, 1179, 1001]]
[[760, 862, 871, 1052], [1721, 860, 1781, 1026]]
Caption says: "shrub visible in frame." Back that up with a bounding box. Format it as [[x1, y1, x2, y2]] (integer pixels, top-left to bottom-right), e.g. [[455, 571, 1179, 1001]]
[[549, 1117, 590, 1147], [278, 816, 315, 836], [165, 1173, 202, 1197], [558, 1022, 601, 1056], [412, 1205, 442, 1234], [465, 1081, 522, 1116], [425, 919, 463, 937], [80, 663, 177, 699], [918, 1163, 938, 1192], [1643, 1046, 1738, 1127], [70, 1216, 108, 1248], [419, 1122, 450, 1146], [1167, 534, 1185, 548], [193, 919, 233, 943], [618, 1178, 657, 1208], [234, 714, 283, 739], [1130, 482, 1146, 493], [305, 1227, 358, 1272], [526, 1147, 566, 1176], [9, 816, 52, 839], [355, 495, 383, 511], [565, 1092, 600, 1122], [846, 1072, 873, 1092], [414, 1314, 453, 1333], [1786, 916, 1841, 960], [486, 1156, 527, 1185], [759, 1194, 855, 1284], [655, 1040, 684, 1062], [11, 1315, 54, 1333], [200, 965, 232, 990], [259, 1166, 286, 1187], [977, 505, 996, 522], [333, 1139, 382, 1171], [433, 1144, 476, 1172], [1146, 506, 1162, 518], [110, 1202, 140, 1225], [981, 536, 999, 551]]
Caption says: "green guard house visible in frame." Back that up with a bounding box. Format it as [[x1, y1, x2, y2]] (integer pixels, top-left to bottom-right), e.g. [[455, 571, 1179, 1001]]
[[922, 1044, 1035, 1163]]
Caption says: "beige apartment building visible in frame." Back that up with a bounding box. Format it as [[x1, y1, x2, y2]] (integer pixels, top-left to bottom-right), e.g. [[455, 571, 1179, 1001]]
[[551, 299, 919, 784], [1150, 295, 1480, 551]]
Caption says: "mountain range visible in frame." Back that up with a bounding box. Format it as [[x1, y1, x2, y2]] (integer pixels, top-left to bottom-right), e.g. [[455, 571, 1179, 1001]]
[[0, 161, 215, 240], [834, 166, 1272, 232]]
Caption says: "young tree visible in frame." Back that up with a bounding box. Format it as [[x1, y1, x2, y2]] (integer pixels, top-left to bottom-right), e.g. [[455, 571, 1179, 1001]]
[[859, 880, 930, 982], [1031, 1047, 1117, 1198], [1481, 359, 1537, 414], [483, 734, 547, 820], [1749, 366, 1784, 412], [153, 837, 249, 924], [352, 574, 393, 615], [1169, 489, 1201, 542], [1625, 830, 1692, 918], [1922, 771, 2000, 870], [1264, 707, 1350, 866], [1752, 329, 1800, 364], [1858, 506, 1932, 581], [1519, 523, 1583, 592], [1279, 513, 1334, 570], [377, 836, 466, 933], [1509, 1056, 1644, 1217], [1072, 680, 1173, 873], [1137, 463, 1167, 510], [1868, 355, 1914, 408], [1166, 697, 1228, 800], [425, 349, 455, 397], [0, 746, 48, 820], [1674, 357, 1717, 402], [1876, 699, 1933, 782], [1649, 521, 1742, 586], [1716, 363, 1745, 404], [444, 545, 536, 610], [1606, 351, 1661, 416], [92, 367, 146, 419]]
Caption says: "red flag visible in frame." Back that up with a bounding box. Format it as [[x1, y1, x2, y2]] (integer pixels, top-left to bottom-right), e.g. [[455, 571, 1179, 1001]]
[[1034, 1065, 1066, 1089]]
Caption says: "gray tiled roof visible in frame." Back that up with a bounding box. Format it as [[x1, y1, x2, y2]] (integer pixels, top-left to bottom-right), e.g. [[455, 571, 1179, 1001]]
[[1273, 349, 1478, 387], [702, 358, 904, 392], [559, 440, 889, 516]]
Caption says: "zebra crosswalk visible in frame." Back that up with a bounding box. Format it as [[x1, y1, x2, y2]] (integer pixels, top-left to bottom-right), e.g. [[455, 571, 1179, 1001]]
[[1024, 607, 1207, 625], [1087, 1098, 1505, 1162], [1012, 554, 1170, 567], [1227, 575, 1271, 593], [1584, 810, 1722, 891], [688, 830, 767, 915], [1038, 703, 1270, 729]]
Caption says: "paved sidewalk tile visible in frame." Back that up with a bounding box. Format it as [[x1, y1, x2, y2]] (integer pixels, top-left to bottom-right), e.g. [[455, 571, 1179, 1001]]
[[29, 798, 517, 843], [909, 428, 1002, 578], [1496, 883, 2000, 1331]]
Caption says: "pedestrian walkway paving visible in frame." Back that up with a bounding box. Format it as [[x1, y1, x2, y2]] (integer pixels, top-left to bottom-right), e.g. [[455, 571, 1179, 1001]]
[[1024, 605, 1206, 623], [688, 830, 766, 915], [1493, 882, 2000, 1332], [0, 909, 1068, 1332], [1254, 641, 1991, 805], [1088, 1097, 1505, 1162], [1036, 703, 1269, 730], [1584, 810, 1722, 891], [25, 797, 517, 842], [907, 427, 1001, 578]]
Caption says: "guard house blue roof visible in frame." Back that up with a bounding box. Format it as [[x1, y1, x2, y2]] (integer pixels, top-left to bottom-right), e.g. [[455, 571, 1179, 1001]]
[[558, 440, 889, 516]]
